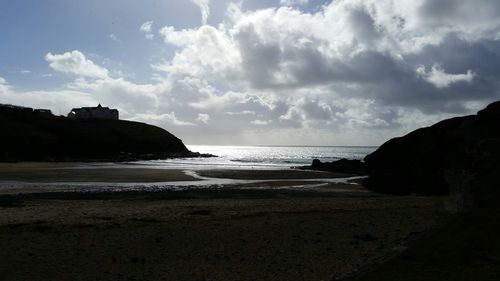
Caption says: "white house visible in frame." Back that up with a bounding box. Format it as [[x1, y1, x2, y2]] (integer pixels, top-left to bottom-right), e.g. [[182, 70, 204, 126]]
[[68, 104, 119, 120]]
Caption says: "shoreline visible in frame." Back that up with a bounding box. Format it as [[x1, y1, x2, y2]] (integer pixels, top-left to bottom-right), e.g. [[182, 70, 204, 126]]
[[0, 162, 362, 195]]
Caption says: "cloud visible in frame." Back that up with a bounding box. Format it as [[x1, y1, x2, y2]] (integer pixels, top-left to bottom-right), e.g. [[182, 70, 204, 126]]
[[0, 77, 98, 115], [6, 1, 500, 146], [151, 0, 500, 144], [416, 64, 475, 88], [133, 112, 195, 127], [225, 110, 256, 116], [67, 77, 159, 115], [42, 50, 165, 118], [160, 1, 500, 107], [6, 50, 168, 122], [418, 0, 500, 37], [191, 0, 210, 25], [196, 113, 211, 124], [0, 77, 11, 96], [158, 25, 240, 82], [140, 21, 154, 40], [45, 50, 109, 79], [280, 0, 308, 6], [109, 33, 121, 42], [251, 119, 271, 125]]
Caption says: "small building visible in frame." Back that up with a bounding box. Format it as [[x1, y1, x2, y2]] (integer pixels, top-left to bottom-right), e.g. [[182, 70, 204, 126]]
[[67, 104, 119, 120]]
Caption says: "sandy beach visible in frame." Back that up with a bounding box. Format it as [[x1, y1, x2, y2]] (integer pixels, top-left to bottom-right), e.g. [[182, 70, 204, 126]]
[[0, 162, 198, 183], [0, 163, 449, 281]]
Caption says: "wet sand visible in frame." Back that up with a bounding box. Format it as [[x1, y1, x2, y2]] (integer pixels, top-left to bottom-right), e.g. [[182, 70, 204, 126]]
[[0, 162, 197, 183], [0, 163, 449, 281]]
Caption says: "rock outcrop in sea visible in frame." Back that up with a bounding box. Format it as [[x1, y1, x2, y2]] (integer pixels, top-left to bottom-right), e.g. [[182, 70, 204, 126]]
[[0, 104, 211, 162], [364, 100, 500, 197]]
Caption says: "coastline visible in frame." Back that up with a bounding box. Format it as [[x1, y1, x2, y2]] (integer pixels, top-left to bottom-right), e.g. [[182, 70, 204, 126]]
[[0, 162, 449, 281]]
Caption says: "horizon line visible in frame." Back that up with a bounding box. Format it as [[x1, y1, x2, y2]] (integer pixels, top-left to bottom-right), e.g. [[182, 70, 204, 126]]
[[185, 144, 379, 148]]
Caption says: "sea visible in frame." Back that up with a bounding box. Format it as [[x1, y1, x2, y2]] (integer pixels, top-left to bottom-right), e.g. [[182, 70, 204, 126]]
[[132, 145, 377, 170]]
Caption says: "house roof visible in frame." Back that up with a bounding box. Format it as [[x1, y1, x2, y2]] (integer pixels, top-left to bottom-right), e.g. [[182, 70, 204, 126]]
[[70, 105, 117, 112]]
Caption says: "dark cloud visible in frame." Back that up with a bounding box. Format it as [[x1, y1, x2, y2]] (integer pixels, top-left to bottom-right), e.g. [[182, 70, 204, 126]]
[[419, 0, 500, 28], [234, 24, 283, 89], [348, 8, 380, 42]]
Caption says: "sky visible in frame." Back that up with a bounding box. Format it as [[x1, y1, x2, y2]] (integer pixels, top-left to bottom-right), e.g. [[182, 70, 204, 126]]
[[1, 0, 500, 146]]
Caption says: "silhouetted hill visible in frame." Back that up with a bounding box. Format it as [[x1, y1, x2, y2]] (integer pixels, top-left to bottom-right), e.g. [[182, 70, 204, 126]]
[[0, 105, 197, 162], [364, 100, 500, 196]]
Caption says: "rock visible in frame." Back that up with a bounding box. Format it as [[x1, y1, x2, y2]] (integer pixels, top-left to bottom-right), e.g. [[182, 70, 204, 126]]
[[301, 158, 366, 175], [311, 159, 322, 168], [364, 100, 500, 196]]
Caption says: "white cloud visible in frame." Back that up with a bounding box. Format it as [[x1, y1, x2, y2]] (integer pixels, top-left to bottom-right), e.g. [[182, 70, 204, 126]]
[[280, 0, 308, 6], [190, 0, 210, 25], [67, 77, 158, 115], [251, 119, 271, 125], [226, 2, 243, 23], [158, 1, 500, 102], [109, 33, 121, 42], [0, 83, 98, 116], [158, 25, 241, 82], [225, 110, 256, 116], [159, 0, 499, 92], [196, 113, 211, 124], [42, 50, 165, 118], [140, 21, 153, 33], [140, 21, 155, 40], [0, 77, 10, 95], [45, 50, 109, 79], [4, 50, 168, 121], [134, 112, 195, 127], [416, 64, 475, 88]]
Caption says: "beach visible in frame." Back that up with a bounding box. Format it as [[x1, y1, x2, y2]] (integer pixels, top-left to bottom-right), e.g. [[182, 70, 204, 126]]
[[0, 163, 449, 281]]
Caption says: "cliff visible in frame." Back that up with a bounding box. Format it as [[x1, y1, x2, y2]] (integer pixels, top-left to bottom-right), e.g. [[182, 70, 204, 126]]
[[0, 106, 195, 162], [364, 101, 500, 196]]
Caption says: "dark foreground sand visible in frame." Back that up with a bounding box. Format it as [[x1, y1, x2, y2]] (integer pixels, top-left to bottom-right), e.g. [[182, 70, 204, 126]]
[[0, 162, 197, 183], [0, 164, 449, 281]]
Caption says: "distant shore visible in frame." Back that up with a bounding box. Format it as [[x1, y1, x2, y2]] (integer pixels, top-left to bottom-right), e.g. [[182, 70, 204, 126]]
[[0, 162, 449, 281]]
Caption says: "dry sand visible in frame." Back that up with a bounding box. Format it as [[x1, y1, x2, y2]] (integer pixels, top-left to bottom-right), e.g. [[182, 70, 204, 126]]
[[0, 163, 450, 281]]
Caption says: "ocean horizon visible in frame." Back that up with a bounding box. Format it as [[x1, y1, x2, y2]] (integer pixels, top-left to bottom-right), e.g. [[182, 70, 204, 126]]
[[130, 145, 378, 170]]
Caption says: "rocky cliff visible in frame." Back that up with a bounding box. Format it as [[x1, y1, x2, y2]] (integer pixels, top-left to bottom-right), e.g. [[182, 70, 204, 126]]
[[364, 101, 500, 196]]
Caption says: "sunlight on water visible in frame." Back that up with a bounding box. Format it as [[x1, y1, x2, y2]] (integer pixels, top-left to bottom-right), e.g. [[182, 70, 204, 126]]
[[132, 145, 377, 170]]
